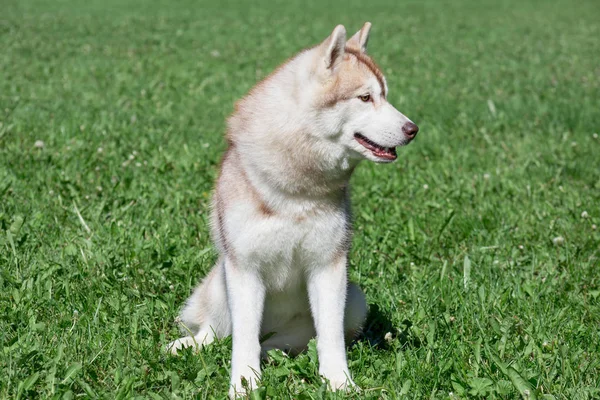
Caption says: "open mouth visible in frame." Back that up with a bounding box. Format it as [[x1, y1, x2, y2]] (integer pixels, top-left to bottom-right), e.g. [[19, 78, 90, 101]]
[[354, 133, 397, 161]]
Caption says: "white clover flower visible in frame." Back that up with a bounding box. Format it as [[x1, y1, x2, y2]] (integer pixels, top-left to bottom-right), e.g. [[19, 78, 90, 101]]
[[384, 332, 393, 344], [34, 140, 45, 148], [552, 236, 565, 246]]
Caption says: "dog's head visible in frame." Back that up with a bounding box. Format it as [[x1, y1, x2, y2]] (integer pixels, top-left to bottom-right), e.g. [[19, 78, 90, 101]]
[[310, 23, 418, 163]]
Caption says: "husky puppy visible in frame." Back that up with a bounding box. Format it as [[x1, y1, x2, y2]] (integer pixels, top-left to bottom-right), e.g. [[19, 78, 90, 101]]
[[168, 22, 419, 397]]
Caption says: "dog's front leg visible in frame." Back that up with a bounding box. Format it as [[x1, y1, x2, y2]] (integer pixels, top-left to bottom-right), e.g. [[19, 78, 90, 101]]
[[224, 258, 265, 398], [308, 257, 356, 391]]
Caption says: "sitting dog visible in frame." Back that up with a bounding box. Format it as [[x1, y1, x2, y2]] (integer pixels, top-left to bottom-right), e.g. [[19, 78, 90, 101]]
[[168, 22, 419, 398]]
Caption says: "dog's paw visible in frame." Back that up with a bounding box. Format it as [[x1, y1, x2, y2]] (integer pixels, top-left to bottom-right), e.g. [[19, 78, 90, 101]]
[[320, 369, 358, 392], [166, 331, 215, 355], [165, 336, 199, 355], [329, 377, 358, 392]]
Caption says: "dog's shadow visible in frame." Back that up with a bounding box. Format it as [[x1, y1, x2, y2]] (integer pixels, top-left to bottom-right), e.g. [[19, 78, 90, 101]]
[[357, 304, 421, 349]]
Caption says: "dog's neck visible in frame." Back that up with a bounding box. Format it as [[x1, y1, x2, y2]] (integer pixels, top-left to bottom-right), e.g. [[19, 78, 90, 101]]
[[229, 139, 356, 209]]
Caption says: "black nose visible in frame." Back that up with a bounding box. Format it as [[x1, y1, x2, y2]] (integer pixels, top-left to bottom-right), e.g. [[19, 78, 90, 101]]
[[402, 122, 419, 138]]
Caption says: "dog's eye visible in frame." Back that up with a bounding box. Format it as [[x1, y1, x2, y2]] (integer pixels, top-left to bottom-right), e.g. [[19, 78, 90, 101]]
[[359, 94, 371, 102]]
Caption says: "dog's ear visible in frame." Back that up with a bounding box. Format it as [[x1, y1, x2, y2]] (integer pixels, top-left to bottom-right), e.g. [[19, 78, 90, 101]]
[[320, 24, 346, 71], [346, 22, 371, 53]]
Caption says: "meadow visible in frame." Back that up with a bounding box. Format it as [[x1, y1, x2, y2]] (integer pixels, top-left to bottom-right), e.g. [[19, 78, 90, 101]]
[[1, 0, 599, 398]]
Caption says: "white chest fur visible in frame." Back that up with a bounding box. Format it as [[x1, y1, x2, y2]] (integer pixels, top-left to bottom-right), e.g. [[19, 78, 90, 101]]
[[222, 196, 350, 291]]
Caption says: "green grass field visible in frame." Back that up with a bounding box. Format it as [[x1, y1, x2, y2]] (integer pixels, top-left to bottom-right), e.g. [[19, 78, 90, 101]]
[[1, 0, 599, 398]]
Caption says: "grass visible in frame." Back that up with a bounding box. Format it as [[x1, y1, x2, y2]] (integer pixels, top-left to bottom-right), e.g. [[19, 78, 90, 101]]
[[1, 0, 599, 398]]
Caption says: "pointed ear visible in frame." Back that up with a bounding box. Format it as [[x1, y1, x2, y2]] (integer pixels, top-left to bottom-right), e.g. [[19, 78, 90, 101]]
[[320, 24, 346, 71], [346, 22, 372, 53]]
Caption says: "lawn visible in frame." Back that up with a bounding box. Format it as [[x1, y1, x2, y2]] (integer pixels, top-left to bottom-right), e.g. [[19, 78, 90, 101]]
[[1, 0, 599, 398]]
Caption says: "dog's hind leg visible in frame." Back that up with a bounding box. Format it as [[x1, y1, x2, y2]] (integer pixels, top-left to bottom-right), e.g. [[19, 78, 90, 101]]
[[261, 313, 315, 356], [166, 260, 232, 354], [260, 282, 367, 357]]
